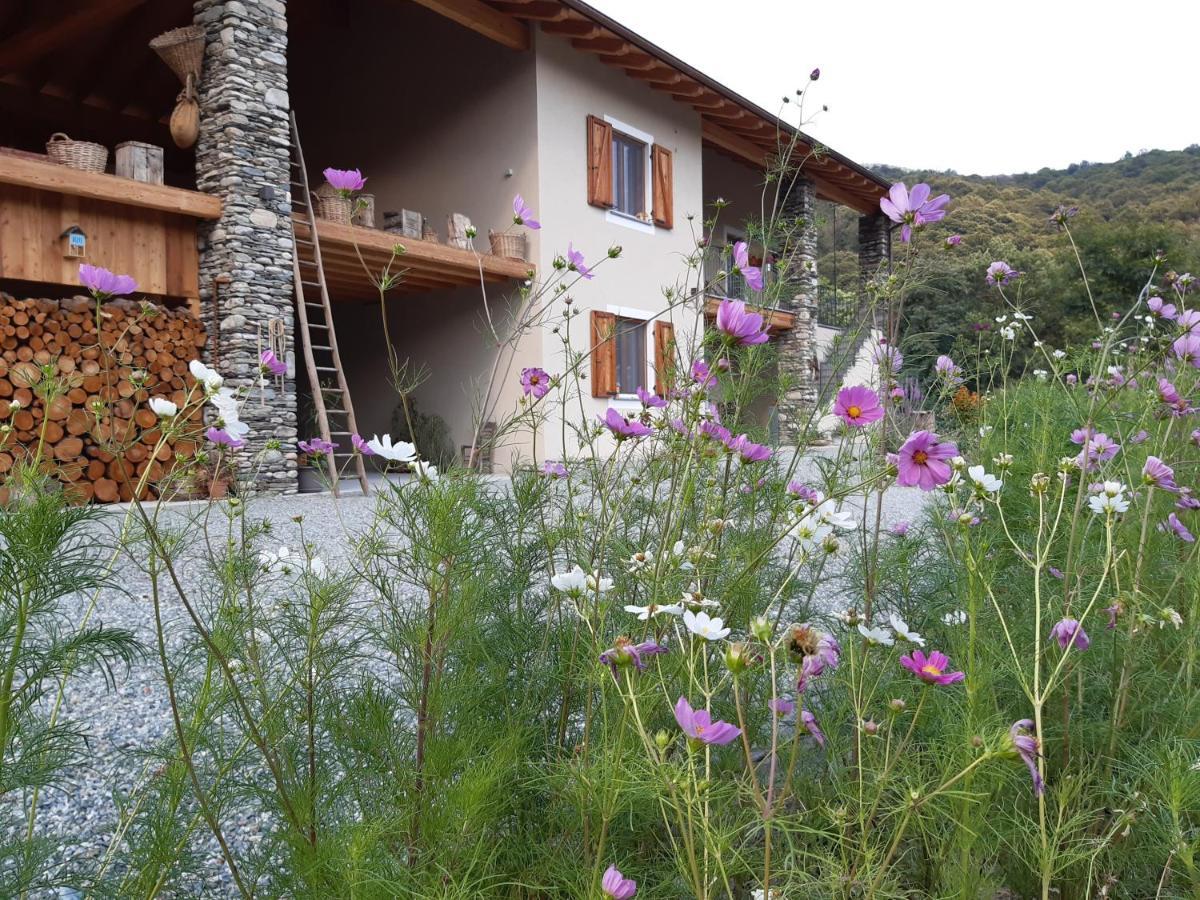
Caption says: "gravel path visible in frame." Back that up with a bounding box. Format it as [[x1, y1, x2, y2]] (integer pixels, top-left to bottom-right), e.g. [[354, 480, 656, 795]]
[[10, 453, 931, 897]]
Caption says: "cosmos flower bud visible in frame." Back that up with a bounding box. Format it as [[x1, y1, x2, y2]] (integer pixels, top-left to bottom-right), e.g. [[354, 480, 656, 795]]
[[655, 730, 670, 751], [750, 615, 773, 643], [888, 698, 907, 714], [1029, 473, 1050, 494], [862, 719, 880, 736], [724, 641, 751, 674]]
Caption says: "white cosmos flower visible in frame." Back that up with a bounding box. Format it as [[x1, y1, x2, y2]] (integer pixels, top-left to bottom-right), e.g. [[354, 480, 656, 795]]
[[587, 571, 614, 593], [623, 602, 683, 620], [967, 465, 1003, 494], [367, 434, 418, 463], [188, 359, 223, 392], [819, 505, 856, 530], [148, 397, 177, 418], [550, 565, 588, 595], [260, 546, 325, 577], [942, 610, 968, 626], [1000, 325, 1016, 341], [1159, 607, 1183, 629], [683, 609, 730, 641], [888, 613, 926, 646], [628, 551, 651, 573], [1089, 492, 1129, 515], [1053, 349, 1067, 359], [411, 460, 438, 481], [857, 623, 894, 646]]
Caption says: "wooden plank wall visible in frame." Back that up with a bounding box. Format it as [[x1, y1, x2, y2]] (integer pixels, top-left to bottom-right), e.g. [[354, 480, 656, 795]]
[[0, 184, 200, 299]]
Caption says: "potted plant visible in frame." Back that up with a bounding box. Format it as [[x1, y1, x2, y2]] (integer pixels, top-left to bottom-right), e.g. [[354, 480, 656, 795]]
[[316, 167, 366, 225]]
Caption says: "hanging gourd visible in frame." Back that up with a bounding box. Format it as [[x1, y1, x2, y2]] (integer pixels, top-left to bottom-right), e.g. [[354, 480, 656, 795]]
[[149, 25, 206, 149]]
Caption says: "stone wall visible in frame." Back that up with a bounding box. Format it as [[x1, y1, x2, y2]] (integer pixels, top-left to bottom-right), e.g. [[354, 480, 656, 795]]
[[774, 176, 819, 445], [194, 0, 297, 491], [857, 212, 891, 296]]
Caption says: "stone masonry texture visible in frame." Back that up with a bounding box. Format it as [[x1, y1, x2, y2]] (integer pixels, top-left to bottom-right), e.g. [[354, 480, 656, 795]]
[[194, 0, 297, 491], [774, 176, 819, 445]]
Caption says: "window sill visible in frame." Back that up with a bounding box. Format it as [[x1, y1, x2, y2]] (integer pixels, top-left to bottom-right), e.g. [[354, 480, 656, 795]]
[[605, 209, 655, 234]]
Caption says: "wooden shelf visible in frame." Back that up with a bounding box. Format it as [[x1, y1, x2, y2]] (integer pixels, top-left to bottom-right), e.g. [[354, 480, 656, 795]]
[[302, 216, 533, 299], [704, 296, 794, 333], [0, 153, 221, 220]]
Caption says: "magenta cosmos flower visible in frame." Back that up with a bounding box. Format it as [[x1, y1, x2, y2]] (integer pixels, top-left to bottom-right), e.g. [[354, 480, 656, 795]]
[[1143, 456, 1179, 492], [800, 709, 826, 747], [298, 437, 337, 455], [206, 426, 244, 449], [691, 359, 716, 388], [834, 385, 884, 427], [871, 341, 903, 374], [715, 299, 769, 346], [727, 433, 771, 463], [768, 697, 795, 717], [986, 261, 1019, 286], [1164, 513, 1195, 543], [260, 349, 286, 377], [732, 241, 764, 292], [351, 433, 374, 455], [934, 354, 963, 383], [1158, 378, 1194, 416], [599, 637, 667, 680], [1010, 719, 1044, 796], [896, 430, 958, 491], [1173, 334, 1200, 368], [323, 167, 365, 196], [879, 182, 949, 243], [636, 385, 668, 409], [900, 649, 964, 685], [79, 264, 137, 298], [601, 407, 653, 440], [512, 194, 540, 229], [601, 864, 637, 899], [566, 243, 593, 279], [1148, 296, 1178, 320], [520, 366, 551, 399], [1075, 432, 1120, 470], [945, 234, 962, 247], [673, 696, 741, 746], [541, 459, 567, 478], [1049, 617, 1090, 651]]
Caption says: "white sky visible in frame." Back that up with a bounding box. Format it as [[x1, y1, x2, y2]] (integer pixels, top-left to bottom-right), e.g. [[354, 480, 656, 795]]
[[587, 0, 1198, 176]]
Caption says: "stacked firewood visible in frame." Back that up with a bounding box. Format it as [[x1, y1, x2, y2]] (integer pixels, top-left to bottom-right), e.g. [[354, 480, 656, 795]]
[[0, 292, 208, 503]]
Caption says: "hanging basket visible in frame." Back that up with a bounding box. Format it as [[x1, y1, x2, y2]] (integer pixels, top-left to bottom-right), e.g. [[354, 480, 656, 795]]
[[150, 25, 206, 85], [489, 230, 526, 260], [45, 133, 107, 173]]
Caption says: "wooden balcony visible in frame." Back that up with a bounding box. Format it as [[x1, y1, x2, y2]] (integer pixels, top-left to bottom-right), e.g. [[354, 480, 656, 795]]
[[297, 216, 533, 300], [704, 296, 794, 333]]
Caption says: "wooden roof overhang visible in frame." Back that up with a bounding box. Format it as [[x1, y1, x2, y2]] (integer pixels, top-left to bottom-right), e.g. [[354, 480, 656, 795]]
[[297, 217, 533, 302], [461, 0, 889, 214]]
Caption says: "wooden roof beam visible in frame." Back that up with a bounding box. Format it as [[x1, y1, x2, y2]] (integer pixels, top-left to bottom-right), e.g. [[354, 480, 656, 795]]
[[0, 0, 149, 78], [410, 0, 530, 51], [701, 120, 769, 168], [490, 0, 571, 22], [571, 35, 625, 53], [541, 19, 605, 38]]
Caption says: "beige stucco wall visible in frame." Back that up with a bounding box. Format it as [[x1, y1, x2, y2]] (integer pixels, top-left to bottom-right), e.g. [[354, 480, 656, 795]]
[[531, 29, 706, 461], [291, 1, 539, 469]]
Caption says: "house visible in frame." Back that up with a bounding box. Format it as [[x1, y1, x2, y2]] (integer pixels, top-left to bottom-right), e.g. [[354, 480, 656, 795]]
[[0, 0, 892, 497]]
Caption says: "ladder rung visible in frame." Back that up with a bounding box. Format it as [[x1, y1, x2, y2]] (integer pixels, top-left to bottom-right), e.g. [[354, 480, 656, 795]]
[[315, 366, 338, 372], [307, 322, 329, 329], [310, 344, 333, 351], [301, 280, 321, 287]]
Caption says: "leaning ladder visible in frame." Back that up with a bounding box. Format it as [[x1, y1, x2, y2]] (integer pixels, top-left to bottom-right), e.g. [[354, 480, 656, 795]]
[[287, 111, 370, 497]]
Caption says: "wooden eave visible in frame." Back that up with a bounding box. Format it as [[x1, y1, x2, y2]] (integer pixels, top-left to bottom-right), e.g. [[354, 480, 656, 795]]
[[704, 297, 794, 333], [486, 0, 889, 214], [296, 217, 532, 300]]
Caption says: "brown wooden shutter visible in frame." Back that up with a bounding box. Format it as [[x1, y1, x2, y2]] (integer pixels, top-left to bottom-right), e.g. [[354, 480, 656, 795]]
[[654, 320, 676, 396], [651, 144, 674, 229], [587, 114, 614, 208], [590, 310, 617, 397]]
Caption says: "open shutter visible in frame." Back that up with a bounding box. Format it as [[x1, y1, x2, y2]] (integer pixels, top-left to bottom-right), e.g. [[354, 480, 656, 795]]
[[591, 310, 617, 397], [654, 320, 676, 396], [587, 114, 614, 208], [651, 144, 674, 229]]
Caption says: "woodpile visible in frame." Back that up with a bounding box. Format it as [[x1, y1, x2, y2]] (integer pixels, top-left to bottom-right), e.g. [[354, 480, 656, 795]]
[[0, 291, 208, 504]]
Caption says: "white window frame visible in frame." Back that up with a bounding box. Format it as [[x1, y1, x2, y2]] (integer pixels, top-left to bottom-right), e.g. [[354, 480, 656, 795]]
[[603, 114, 656, 235], [605, 303, 656, 404]]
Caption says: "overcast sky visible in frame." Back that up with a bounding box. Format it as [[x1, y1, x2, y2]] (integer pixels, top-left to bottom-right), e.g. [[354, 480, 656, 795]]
[[588, 0, 1198, 176]]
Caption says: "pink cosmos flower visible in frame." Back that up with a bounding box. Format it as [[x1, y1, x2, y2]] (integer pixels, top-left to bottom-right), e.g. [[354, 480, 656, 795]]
[[206, 426, 244, 449], [636, 385, 668, 409], [945, 234, 962, 247], [1010, 719, 1044, 795], [1143, 456, 1179, 492], [601, 407, 653, 440], [298, 438, 337, 455], [1173, 333, 1200, 368], [789, 624, 840, 693], [1158, 378, 1194, 416], [1179, 309, 1200, 333], [601, 864, 637, 899], [891, 520, 910, 537], [79, 264, 137, 298], [934, 355, 963, 383], [899, 649, 965, 686], [715, 299, 769, 346], [896, 430, 958, 491], [1049, 617, 1090, 651], [599, 637, 668, 680], [566, 243, 593, 279], [521, 366, 551, 399], [1193, 429, 1200, 448], [1147, 296, 1177, 320], [698, 419, 732, 445], [352, 433, 374, 455], [800, 709, 826, 747], [986, 261, 1019, 286], [727, 433, 771, 463], [1164, 513, 1195, 543], [1105, 602, 1123, 629], [1129, 430, 1149, 445], [323, 167, 365, 196], [673, 696, 741, 746], [871, 341, 903, 374], [732, 241, 764, 292], [879, 182, 949, 243], [260, 349, 286, 377], [1075, 432, 1120, 470], [541, 460, 568, 478], [833, 385, 884, 427], [691, 359, 716, 388], [512, 194, 540, 229], [1049, 566, 1065, 579], [787, 481, 821, 504], [768, 697, 795, 717]]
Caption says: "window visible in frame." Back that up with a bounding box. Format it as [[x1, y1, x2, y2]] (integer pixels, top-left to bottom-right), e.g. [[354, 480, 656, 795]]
[[614, 316, 647, 394], [611, 131, 647, 218]]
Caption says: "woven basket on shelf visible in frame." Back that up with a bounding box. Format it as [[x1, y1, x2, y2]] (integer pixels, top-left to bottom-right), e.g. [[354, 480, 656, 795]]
[[45, 133, 107, 173], [489, 230, 526, 260], [150, 25, 206, 85], [314, 184, 352, 225]]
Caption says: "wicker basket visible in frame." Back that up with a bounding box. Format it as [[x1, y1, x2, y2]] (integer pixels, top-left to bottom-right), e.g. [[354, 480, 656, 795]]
[[314, 184, 352, 225], [150, 25, 206, 85], [489, 230, 526, 260], [45, 133, 107, 173]]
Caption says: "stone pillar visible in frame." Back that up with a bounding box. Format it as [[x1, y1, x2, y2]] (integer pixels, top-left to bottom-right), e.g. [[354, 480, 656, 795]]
[[194, 0, 297, 491], [774, 176, 818, 446], [857, 212, 891, 296]]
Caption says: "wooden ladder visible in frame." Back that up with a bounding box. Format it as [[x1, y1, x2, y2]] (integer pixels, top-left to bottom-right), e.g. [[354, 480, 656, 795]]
[[287, 111, 370, 498]]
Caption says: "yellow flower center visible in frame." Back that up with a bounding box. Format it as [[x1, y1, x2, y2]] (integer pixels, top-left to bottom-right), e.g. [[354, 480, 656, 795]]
[[921, 663, 943, 677], [913, 450, 929, 465], [848, 405, 862, 418]]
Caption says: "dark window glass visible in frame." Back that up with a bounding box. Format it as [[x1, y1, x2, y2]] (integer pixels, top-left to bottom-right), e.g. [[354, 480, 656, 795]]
[[611, 132, 646, 217], [614, 317, 647, 394]]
